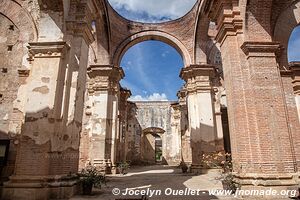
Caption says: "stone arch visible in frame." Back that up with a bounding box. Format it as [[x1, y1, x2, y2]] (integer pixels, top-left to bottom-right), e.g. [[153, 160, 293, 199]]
[[141, 127, 165, 163], [0, 0, 38, 42], [112, 31, 192, 67], [143, 127, 165, 134], [274, 0, 300, 68], [244, 0, 273, 41]]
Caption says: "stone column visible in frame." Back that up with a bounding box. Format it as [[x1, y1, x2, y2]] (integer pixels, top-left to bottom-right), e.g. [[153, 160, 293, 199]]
[[118, 88, 132, 162], [170, 103, 182, 165], [87, 65, 124, 174], [2, 42, 77, 199], [180, 64, 218, 172], [177, 88, 192, 166]]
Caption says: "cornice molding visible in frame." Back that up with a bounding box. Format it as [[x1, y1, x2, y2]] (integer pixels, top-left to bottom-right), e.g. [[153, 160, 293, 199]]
[[241, 41, 281, 56], [209, 0, 243, 44], [180, 64, 215, 81], [87, 65, 124, 94], [27, 42, 70, 61]]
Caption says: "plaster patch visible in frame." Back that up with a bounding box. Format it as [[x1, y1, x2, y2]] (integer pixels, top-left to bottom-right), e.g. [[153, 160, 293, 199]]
[[41, 77, 50, 83], [32, 86, 49, 94]]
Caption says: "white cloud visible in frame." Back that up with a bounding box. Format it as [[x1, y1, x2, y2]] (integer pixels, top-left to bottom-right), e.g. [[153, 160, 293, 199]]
[[108, 0, 197, 21], [129, 93, 168, 101]]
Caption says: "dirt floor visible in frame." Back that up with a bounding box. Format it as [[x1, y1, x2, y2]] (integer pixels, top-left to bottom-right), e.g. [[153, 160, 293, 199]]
[[70, 165, 239, 200]]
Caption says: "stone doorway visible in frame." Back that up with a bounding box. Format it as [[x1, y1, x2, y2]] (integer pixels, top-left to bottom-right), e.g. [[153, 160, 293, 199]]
[[141, 127, 165, 164]]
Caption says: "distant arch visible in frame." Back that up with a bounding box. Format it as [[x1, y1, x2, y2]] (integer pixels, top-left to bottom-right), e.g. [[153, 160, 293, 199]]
[[143, 127, 165, 134]]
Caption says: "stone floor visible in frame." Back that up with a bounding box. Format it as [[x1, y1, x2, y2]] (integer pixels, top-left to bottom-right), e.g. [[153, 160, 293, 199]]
[[71, 165, 239, 200]]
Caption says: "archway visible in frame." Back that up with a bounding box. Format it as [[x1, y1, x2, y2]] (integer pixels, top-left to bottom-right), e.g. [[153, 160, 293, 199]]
[[141, 127, 165, 164], [113, 31, 192, 67]]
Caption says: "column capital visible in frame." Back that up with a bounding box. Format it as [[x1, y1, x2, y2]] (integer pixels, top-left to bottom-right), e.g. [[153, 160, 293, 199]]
[[241, 41, 281, 58], [180, 64, 215, 81], [87, 65, 124, 94], [290, 62, 300, 74], [180, 64, 216, 93], [65, 0, 96, 44], [208, 0, 242, 44], [27, 41, 70, 62], [177, 87, 187, 106], [290, 62, 300, 95]]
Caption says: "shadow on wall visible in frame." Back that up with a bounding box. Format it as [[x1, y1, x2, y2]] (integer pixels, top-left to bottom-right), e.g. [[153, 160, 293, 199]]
[[190, 124, 221, 168], [0, 41, 87, 183], [0, 130, 12, 186]]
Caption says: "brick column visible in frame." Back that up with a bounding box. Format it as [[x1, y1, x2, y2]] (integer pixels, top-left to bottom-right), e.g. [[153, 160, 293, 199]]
[[87, 65, 124, 174], [209, 0, 299, 189], [180, 64, 218, 173]]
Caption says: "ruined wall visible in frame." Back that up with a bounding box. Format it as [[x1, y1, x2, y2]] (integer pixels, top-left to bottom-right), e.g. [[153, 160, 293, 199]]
[[0, 12, 22, 181], [131, 101, 181, 165], [124, 102, 142, 163]]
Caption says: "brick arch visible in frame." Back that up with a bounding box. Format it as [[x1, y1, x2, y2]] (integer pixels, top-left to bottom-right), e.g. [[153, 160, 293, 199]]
[[112, 31, 192, 67], [0, 0, 38, 42], [244, 0, 274, 41], [274, 0, 300, 68]]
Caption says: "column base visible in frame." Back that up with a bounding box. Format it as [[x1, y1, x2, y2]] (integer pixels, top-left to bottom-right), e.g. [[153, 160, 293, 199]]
[[1, 175, 78, 200], [233, 173, 300, 199]]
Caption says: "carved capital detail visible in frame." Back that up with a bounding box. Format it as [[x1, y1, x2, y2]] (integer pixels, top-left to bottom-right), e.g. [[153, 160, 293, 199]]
[[27, 42, 70, 62], [180, 64, 216, 93], [208, 0, 242, 44], [290, 62, 300, 95], [87, 65, 124, 94]]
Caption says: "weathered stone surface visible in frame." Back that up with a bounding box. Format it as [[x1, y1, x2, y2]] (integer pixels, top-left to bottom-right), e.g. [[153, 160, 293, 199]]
[[0, 0, 300, 199]]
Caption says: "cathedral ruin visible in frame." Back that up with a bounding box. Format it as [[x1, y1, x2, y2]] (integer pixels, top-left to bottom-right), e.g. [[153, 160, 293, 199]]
[[0, 0, 299, 199]]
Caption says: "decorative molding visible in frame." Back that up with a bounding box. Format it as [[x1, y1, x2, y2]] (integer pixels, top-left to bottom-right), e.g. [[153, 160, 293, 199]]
[[65, 0, 96, 44], [290, 62, 300, 95], [27, 42, 70, 61], [180, 64, 215, 80], [18, 69, 30, 77], [180, 64, 216, 93], [87, 65, 124, 94], [241, 41, 281, 58], [209, 0, 243, 44]]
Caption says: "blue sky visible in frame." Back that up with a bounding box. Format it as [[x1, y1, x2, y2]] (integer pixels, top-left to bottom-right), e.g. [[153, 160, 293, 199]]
[[288, 26, 300, 62], [120, 41, 184, 101], [108, 0, 300, 101]]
